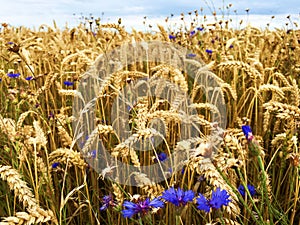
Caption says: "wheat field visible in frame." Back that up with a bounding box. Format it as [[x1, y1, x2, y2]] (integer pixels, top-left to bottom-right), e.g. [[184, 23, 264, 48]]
[[0, 10, 299, 225]]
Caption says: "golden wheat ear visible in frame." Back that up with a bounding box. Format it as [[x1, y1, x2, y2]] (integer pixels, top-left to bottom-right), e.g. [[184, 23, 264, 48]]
[[0, 165, 57, 224], [49, 148, 87, 170]]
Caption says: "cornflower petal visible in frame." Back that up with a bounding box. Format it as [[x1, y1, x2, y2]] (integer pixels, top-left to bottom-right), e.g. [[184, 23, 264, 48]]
[[196, 194, 210, 213], [100, 194, 116, 211], [157, 152, 167, 162], [122, 198, 163, 218], [123, 201, 138, 210], [63, 81, 74, 86], [52, 162, 60, 169], [161, 187, 194, 206], [122, 209, 137, 218], [90, 149, 96, 158], [168, 34, 176, 40], [25, 76, 33, 81], [7, 73, 20, 78], [238, 185, 245, 197], [177, 188, 184, 203], [122, 201, 139, 218], [149, 198, 164, 208], [183, 190, 195, 203], [187, 53, 196, 57], [242, 125, 254, 140], [238, 184, 256, 197], [209, 187, 231, 209], [161, 187, 178, 206], [190, 30, 196, 36], [100, 204, 108, 211], [247, 184, 256, 196]]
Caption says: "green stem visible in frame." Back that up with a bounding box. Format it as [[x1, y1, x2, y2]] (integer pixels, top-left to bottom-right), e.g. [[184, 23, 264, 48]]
[[215, 165, 263, 224], [138, 215, 143, 225], [251, 142, 274, 224], [175, 214, 183, 225]]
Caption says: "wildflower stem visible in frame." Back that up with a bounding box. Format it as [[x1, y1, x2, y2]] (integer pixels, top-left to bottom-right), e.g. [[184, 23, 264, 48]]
[[138, 216, 143, 225], [290, 171, 299, 225], [175, 214, 183, 225], [255, 150, 274, 223], [216, 210, 226, 225], [215, 165, 263, 224]]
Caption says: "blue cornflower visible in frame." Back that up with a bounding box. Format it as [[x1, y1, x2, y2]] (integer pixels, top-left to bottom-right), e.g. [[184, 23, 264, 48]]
[[229, 44, 234, 49], [205, 49, 213, 54], [87, 149, 97, 158], [196, 187, 231, 213], [52, 162, 60, 169], [238, 184, 256, 197], [25, 76, 33, 81], [0, 78, 2, 82], [197, 27, 204, 31], [169, 34, 176, 40], [122, 198, 164, 218], [100, 194, 116, 211], [155, 152, 167, 162], [63, 81, 74, 86], [209, 187, 231, 209], [187, 53, 197, 58], [7, 42, 14, 45], [91, 150, 96, 158], [242, 125, 254, 141], [190, 30, 196, 36], [7, 73, 20, 78], [161, 187, 195, 207], [196, 194, 211, 212]]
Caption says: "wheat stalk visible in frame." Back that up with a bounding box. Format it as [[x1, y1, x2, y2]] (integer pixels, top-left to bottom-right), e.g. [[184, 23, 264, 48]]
[[100, 23, 128, 38], [0, 165, 57, 224], [49, 148, 86, 170], [112, 183, 123, 205], [16, 111, 38, 131], [218, 61, 263, 82], [0, 208, 56, 225], [264, 101, 300, 119]]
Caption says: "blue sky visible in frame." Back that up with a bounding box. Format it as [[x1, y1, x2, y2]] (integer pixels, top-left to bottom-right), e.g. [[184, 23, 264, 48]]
[[1, 0, 299, 30]]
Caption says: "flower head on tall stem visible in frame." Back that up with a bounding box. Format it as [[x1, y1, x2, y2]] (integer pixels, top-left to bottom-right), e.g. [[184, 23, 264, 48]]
[[205, 49, 213, 54], [122, 197, 164, 218], [196, 187, 231, 213], [63, 81, 74, 86], [161, 187, 195, 207], [154, 152, 167, 162], [242, 125, 254, 141], [100, 194, 117, 211], [238, 184, 256, 197], [7, 73, 20, 78], [25, 76, 33, 81]]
